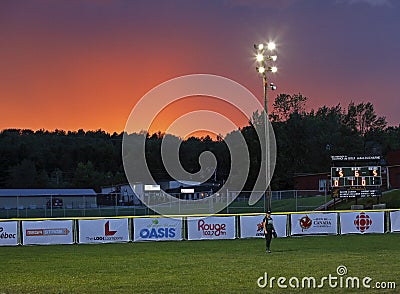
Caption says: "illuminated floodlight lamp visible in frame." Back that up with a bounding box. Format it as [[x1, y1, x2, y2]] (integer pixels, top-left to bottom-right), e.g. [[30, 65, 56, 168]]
[[269, 66, 278, 73], [267, 42, 276, 51], [256, 53, 264, 62], [257, 66, 266, 74]]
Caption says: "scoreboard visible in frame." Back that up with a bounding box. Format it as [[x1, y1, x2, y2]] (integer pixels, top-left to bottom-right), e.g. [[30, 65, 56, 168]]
[[331, 166, 382, 198], [331, 166, 381, 187]]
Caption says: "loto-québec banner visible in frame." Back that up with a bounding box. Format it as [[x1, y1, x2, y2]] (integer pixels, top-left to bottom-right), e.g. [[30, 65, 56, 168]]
[[0, 221, 18, 246]]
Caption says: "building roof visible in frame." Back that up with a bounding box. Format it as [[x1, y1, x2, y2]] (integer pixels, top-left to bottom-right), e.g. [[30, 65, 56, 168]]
[[0, 189, 97, 197]]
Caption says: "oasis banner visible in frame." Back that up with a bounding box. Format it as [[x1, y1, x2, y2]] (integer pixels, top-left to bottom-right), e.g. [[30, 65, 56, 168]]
[[340, 212, 384, 234], [390, 211, 400, 232], [22, 220, 73, 245], [78, 218, 129, 244], [0, 221, 18, 246], [291, 213, 338, 235], [187, 216, 235, 240], [239, 215, 287, 238], [133, 217, 182, 241]]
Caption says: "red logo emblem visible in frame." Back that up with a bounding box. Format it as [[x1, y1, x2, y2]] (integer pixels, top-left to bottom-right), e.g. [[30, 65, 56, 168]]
[[300, 215, 312, 230], [105, 221, 117, 236], [257, 223, 264, 232], [354, 212, 372, 233]]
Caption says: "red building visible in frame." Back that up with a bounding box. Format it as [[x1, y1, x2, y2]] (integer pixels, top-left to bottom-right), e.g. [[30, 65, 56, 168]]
[[387, 150, 400, 189], [293, 172, 330, 191]]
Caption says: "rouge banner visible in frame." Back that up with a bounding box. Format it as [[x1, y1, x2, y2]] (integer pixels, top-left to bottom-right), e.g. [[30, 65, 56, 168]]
[[187, 216, 235, 240]]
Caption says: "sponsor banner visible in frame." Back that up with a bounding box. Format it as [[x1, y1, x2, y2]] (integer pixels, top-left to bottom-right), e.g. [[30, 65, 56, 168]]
[[240, 215, 287, 238], [390, 211, 400, 232], [340, 212, 384, 234], [0, 221, 18, 246], [79, 219, 129, 244], [133, 217, 182, 242], [22, 220, 73, 245], [291, 213, 338, 235], [187, 216, 235, 240]]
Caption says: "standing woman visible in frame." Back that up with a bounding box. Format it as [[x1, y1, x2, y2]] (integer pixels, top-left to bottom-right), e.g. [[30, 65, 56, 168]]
[[263, 210, 275, 253]]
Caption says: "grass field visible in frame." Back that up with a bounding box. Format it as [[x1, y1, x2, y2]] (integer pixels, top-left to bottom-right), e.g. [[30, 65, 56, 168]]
[[1, 234, 399, 293]]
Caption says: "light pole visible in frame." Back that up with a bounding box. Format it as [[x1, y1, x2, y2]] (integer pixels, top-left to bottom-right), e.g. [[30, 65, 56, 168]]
[[254, 42, 278, 211]]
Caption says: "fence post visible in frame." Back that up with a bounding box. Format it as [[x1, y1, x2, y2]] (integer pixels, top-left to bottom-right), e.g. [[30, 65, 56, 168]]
[[227, 189, 229, 214], [295, 190, 298, 212]]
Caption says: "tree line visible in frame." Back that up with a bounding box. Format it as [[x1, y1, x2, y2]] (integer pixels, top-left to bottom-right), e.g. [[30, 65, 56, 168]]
[[0, 94, 398, 191]]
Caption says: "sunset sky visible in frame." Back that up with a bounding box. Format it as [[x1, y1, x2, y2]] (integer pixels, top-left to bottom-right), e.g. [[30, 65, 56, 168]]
[[1, 0, 399, 138]]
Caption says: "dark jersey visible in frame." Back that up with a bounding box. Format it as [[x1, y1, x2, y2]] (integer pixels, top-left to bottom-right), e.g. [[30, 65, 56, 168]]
[[263, 216, 274, 231]]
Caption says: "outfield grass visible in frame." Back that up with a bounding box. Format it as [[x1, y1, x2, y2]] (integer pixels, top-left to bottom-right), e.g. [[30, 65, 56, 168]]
[[0, 234, 399, 293]]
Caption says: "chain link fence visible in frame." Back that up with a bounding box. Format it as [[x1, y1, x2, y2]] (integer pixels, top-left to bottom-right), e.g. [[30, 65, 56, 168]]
[[0, 190, 330, 218]]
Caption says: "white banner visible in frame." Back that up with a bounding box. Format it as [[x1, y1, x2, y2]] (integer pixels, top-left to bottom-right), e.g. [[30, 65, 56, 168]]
[[390, 211, 400, 232], [340, 212, 384, 234], [134, 217, 182, 241], [291, 213, 338, 235], [78, 219, 129, 244], [240, 215, 287, 238], [22, 220, 73, 245], [0, 221, 18, 246], [187, 216, 235, 240]]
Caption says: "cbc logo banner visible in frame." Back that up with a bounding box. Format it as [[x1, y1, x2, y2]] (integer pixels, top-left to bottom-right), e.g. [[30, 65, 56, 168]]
[[133, 218, 182, 242], [0, 221, 18, 246], [187, 216, 235, 240], [340, 212, 384, 235], [78, 219, 130, 244]]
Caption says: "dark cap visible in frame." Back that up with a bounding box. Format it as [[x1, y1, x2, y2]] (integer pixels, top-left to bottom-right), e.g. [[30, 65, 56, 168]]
[[266, 210, 272, 214]]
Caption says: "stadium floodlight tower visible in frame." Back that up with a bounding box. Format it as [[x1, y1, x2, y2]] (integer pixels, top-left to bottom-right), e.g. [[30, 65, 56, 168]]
[[254, 41, 278, 211]]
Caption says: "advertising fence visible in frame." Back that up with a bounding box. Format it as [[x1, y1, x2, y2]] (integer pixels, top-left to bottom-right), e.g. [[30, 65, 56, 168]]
[[0, 221, 18, 246], [390, 211, 400, 232], [340, 212, 385, 234], [239, 215, 287, 238], [78, 219, 130, 244], [290, 213, 338, 236], [0, 209, 399, 246], [22, 220, 73, 245], [133, 217, 182, 242], [187, 216, 235, 240]]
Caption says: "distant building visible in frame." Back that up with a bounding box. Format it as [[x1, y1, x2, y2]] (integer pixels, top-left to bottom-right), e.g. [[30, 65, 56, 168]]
[[100, 183, 142, 206], [293, 173, 330, 191], [0, 189, 97, 209], [387, 150, 400, 189]]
